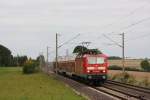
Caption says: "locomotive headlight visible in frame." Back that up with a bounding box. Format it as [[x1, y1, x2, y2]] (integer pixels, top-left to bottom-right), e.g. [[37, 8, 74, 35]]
[[98, 67, 106, 70], [87, 67, 95, 70], [103, 70, 106, 73]]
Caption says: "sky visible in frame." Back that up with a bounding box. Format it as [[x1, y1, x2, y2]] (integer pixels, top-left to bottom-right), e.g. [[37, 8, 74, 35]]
[[0, 0, 150, 60]]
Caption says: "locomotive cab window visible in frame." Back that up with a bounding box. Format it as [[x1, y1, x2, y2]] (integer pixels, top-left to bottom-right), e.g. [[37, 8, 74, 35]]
[[97, 58, 104, 64], [88, 57, 96, 64], [88, 57, 105, 64]]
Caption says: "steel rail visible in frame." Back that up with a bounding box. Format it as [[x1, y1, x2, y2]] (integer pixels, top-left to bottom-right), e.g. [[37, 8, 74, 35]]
[[102, 85, 148, 100], [93, 87, 128, 100], [106, 80, 150, 94]]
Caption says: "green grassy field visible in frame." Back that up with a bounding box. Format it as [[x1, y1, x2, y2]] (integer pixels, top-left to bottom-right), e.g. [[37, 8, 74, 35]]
[[0, 67, 85, 100]]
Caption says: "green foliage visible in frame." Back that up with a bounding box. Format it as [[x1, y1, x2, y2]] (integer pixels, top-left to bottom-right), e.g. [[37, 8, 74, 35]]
[[23, 60, 39, 74], [12, 56, 28, 66], [0, 44, 13, 66], [125, 67, 141, 71], [0, 67, 85, 100], [139, 77, 150, 88], [112, 72, 137, 84], [0, 44, 29, 67], [36, 55, 45, 67], [140, 59, 150, 72], [88, 49, 102, 54], [73, 45, 88, 54], [108, 56, 122, 60], [109, 65, 122, 70], [73, 45, 102, 55], [109, 65, 141, 71]]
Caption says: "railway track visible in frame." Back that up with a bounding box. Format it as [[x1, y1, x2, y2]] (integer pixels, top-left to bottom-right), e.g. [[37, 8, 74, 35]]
[[71, 76, 150, 100], [44, 67, 150, 100], [93, 80, 150, 100]]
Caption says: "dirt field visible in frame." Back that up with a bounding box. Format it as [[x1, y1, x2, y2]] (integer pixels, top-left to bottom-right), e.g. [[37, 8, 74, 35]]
[[108, 70, 150, 81], [108, 59, 150, 69]]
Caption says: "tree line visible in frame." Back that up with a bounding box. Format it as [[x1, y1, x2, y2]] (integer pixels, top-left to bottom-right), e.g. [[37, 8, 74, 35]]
[[0, 44, 28, 67]]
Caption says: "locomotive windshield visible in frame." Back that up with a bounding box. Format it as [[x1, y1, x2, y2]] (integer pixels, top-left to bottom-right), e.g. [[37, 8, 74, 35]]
[[88, 57, 104, 64]]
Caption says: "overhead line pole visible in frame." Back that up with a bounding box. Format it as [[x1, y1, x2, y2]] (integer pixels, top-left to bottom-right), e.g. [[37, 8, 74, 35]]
[[39, 52, 43, 71], [55, 33, 80, 74], [56, 33, 58, 74], [46, 46, 50, 73], [121, 33, 125, 73], [103, 33, 125, 73], [47, 46, 49, 65]]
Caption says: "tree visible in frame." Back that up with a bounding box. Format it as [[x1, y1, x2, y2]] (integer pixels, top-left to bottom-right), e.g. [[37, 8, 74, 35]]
[[23, 59, 39, 74], [12, 56, 28, 66], [88, 49, 102, 54], [73, 45, 88, 54], [36, 55, 45, 67], [140, 59, 150, 72], [108, 56, 122, 60], [73, 45, 102, 55], [0, 44, 13, 66]]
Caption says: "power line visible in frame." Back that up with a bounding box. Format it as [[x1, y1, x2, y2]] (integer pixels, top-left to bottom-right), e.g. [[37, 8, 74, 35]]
[[103, 34, 122, 47], [123, 17, 150, 30], [55, 33, 81, 73], [108, 16, 150, 35], [126, 33, 150, 42], [103, 33, 126, 73], [126, 5, 146, 17], [100, 4, 148, 30], [58, 34, 80, 48]]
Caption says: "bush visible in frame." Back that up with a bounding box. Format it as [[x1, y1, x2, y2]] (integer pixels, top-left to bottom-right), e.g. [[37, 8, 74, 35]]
[[112, 72, 137, 84], [23, 60, 39, 74], [125, 67, 141, 72], [109, 65, 122, 70], [139, 77, 150, 88], [109, 65, 141, 72], [140, 59, 150, 72]]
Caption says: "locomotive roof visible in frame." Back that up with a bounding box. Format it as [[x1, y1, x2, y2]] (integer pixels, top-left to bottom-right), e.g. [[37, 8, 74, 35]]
[[58, 53, 108, 61], [83, 54, 108, 58]]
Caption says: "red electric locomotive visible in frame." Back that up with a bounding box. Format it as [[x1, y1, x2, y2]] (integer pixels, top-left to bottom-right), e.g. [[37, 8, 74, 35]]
[[55, 53, 108, 85]]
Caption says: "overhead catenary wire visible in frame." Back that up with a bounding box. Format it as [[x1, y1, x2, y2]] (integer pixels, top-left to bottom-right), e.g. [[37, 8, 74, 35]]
[[58, 34, 80, 48], [126, 33, 150, 42], [101, 16, 150, 46], [60, 4, 150, 49], [102, 34, 122, 47], [58, 4, 150, 57], [100, 4, 148, 30], [122, 17, 150, 31]]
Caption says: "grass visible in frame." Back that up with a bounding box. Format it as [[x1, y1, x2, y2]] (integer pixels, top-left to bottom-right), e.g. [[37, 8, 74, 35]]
[[108, 70, 150, 88], [0, 67, 85, 100]]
